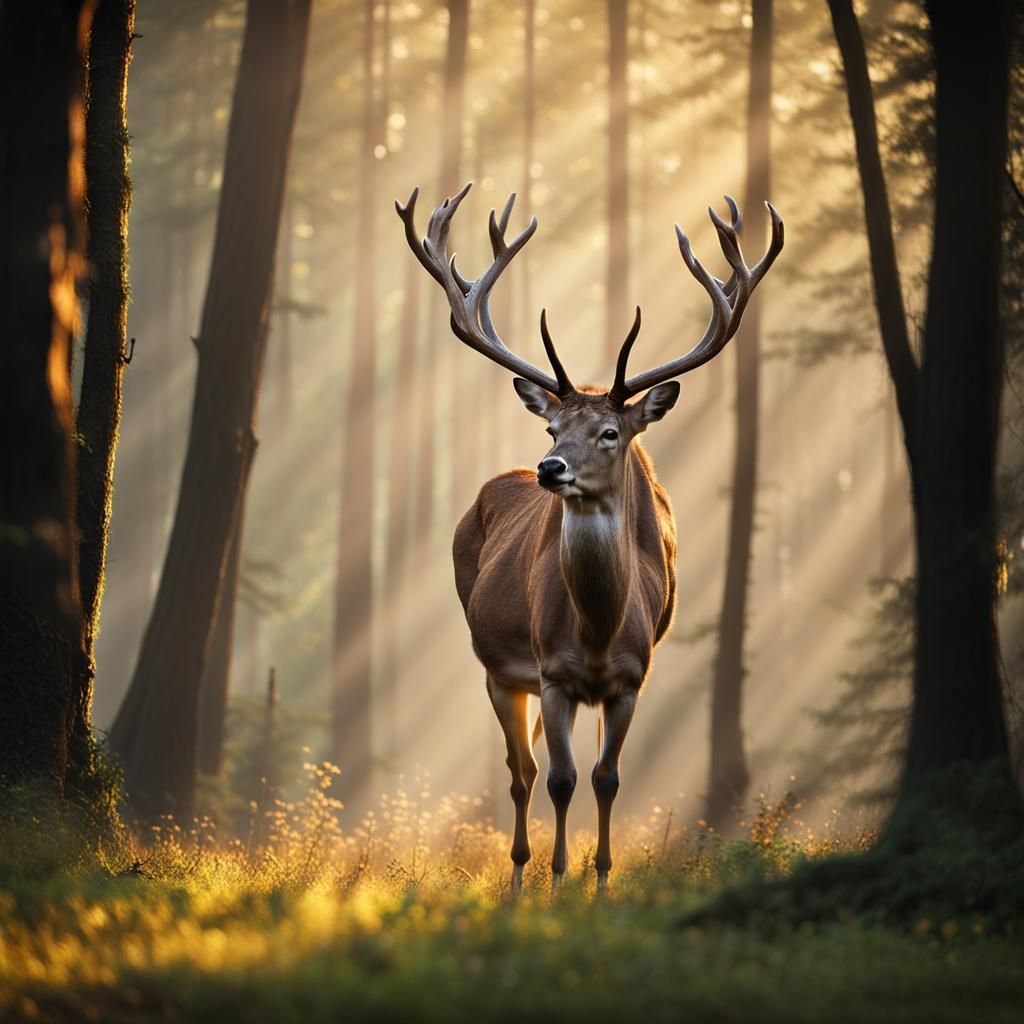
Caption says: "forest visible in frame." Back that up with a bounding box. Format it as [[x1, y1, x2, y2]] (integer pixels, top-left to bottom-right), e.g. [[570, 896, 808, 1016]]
[[1, 0, 1023, 1020]]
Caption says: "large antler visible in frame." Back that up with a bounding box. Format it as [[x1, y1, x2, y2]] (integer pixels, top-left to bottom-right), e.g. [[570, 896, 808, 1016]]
[[608, 197, 784, 405], [395, 182, 572, 396]]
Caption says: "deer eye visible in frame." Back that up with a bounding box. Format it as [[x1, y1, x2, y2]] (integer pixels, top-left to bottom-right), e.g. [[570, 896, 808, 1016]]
[[602, 428, 619, 442]]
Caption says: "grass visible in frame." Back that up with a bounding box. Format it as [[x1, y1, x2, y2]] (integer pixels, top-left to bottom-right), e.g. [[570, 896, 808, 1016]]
[[2, 765, 1023, 1023]]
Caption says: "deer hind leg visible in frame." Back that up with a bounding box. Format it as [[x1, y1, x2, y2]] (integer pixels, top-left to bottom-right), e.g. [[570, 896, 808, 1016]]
[[540, 679, 578, 887], [593, 691, 637, 888], [486, 675, 537, 894]]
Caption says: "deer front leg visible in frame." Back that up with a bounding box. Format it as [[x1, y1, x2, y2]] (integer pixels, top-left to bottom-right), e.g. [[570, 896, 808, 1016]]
[[593, 690, 637, 888], [486, 676, 537, 894], [541, 679, 577, 887]]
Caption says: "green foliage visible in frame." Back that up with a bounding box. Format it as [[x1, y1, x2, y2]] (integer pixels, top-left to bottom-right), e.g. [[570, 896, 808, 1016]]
[[0, 734, 131, 881], [690, 759, 1024, 935], [803, 577, 914, 807], [194, 696, 328, 837]]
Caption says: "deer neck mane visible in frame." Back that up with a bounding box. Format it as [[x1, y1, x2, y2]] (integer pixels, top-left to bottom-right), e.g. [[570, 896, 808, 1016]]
[[559, 456, 639, 658]]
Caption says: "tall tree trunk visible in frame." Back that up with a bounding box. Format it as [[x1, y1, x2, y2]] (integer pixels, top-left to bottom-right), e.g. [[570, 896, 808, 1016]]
[[74, 0, 136, 793], [332, 0, 379, 807], [381, 210, 418, 770], [110, 0, 311, 824], [606, 0, 629, 357], [521, 0, 535, 335], [903, 0, 1012, 788], [0, 0, 92, 794], [826, 0, 917, 470], [705, 0, 772, 826], [276, 196, 294, 426], [412, 0, 468, 546], [377, 0, 409, 770], [829, 0, 1015, 819], [196, 508, 243, 777], [636, 0, 649, 313]]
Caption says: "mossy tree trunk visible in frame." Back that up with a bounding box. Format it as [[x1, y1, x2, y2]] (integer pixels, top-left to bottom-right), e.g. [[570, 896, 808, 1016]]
[[74, 0, 136, 795], [0, 0, 91, 794], [110, 0, 311, 825], [705, 0, 772, 826]]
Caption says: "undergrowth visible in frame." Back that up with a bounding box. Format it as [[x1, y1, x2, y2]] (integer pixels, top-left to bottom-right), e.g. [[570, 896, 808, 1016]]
[[1, 763, 1022, 1023]]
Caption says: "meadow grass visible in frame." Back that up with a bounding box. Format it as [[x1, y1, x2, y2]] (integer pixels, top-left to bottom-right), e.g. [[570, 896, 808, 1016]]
[[2, 765, 1022, 1023]]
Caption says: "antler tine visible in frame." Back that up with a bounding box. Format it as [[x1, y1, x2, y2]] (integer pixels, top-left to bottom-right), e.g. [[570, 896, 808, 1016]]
[[396, 187, 445, 286], [494, 193, 516, 247], [540, 309, 575, 395], [395, 182, 562, 395], [608, 306, 643, 405], [478, 195, 519, 343], [618, 199, 784, 399], [750, 202, 785, 286]]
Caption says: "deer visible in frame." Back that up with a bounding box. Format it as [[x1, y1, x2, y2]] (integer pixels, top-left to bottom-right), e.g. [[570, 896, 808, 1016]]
[[396, 182, 783, 891]]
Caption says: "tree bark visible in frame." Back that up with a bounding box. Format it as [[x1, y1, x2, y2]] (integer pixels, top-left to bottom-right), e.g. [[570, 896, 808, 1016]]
[[110, 0, 311, 824], [0, 0, 91, 794], [332, 0, 379, 807], [903, 0, 1013, 786], [74, 0, 136, 793], [705, 0, 772, 826], [606, 0, 629, 357], [196, 510, 243, 777], [829, 0, 1015, 817]]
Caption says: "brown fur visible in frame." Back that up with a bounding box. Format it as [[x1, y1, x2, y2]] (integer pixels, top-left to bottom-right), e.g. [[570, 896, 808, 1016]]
[[453, 437, 677, 705]]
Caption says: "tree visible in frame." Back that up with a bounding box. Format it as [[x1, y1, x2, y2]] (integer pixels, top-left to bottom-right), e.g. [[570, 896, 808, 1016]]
[[902, 0, 1013, 792], [110, 0, 312, 824], [705, 0, 772, 826], [196, 517, 243, 776], [521, 0, 536, 337], [331, 0, 379, 807], [75, 0, 137, 793], [0, 0, 91, 795], [828, 0, 1015, 814], [606, 0, 630, 358]]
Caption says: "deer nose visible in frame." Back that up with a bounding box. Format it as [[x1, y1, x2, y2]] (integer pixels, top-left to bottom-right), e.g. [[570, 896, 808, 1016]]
[[537, 456, 569, 483]]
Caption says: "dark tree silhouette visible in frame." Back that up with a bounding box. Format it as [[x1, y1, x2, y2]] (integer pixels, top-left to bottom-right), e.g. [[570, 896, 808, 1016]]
[[606, 0, 629, 357], [196, 519, 243, 776], [705, 0, 772, 826], [904, 1, 1013, 789], [331, 0, 379, 805], [110, 0, 311, 824], [0, 0, 90, 794], [829, 0, 1015, 810], [75, 0, 136, 792]]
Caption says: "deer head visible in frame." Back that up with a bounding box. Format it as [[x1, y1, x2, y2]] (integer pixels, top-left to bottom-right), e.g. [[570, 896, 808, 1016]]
[[396, 183, 784, 502]]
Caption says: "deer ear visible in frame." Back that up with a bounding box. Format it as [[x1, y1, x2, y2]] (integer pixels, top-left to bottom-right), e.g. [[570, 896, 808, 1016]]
[[513, 378, 562, 421], [627, 381, 680, 430]]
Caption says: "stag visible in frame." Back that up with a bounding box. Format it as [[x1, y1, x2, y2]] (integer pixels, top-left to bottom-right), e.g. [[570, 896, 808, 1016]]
[[396, 182, 783, 890]]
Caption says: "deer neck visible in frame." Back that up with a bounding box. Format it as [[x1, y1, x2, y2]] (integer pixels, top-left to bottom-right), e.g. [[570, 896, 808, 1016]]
[[559, 482, 634, 658]]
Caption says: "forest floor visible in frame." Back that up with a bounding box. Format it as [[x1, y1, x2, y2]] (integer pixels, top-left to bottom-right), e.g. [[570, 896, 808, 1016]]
[[2, 769, 1023, 1023]]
